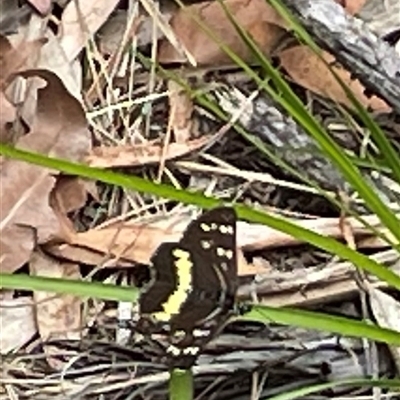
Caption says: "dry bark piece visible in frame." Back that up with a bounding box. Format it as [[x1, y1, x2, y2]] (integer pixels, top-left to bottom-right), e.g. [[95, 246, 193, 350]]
[[215, 87, 396, 204], [0, 68, 91, 273], [368, 286, 400, 372], [238, 249, 400, 307], [0, 1, 32, 34], [358, 0, 400, 37], [158, 0, 287, 65]]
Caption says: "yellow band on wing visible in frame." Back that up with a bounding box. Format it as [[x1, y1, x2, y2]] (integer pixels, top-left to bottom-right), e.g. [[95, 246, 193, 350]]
[[152, 248, 193, 321]]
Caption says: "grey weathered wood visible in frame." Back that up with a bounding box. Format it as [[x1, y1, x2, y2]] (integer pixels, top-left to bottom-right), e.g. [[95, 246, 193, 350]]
[[215, 87, 397, 206], [279, 0, 400, 114]]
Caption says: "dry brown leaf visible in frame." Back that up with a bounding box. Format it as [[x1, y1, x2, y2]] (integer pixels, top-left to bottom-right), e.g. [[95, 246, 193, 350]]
[[46, 212, 206, 267], [157, 0, 358, 66], [343, 0, 368, 15], [49, 176, 93, 243], [71, 222, 182, 265], [158, 0, 287, 65], [46, 217, 264, 277], [31, 251, 82, 369], [0, 91, 15, 143], [51, 176, 90, 214], [0, 35, 46, 88], [45, 213, 388, 278], [85, 136, 210, 168], [0, 296, 36, 353], [167, 80, 194, 143], [279, 46, 391, 113], [0, 69, 91, 273], [59, 0, 120, 62]]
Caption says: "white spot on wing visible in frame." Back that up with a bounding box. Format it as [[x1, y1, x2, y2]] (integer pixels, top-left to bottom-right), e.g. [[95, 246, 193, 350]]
[[201, 240, 211, 249], [219, 225, 233, 235]]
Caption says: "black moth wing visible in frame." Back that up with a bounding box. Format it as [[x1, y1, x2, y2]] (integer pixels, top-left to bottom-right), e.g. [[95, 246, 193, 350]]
[[169, 206, 238, 334], [138, 242, 178, 316]]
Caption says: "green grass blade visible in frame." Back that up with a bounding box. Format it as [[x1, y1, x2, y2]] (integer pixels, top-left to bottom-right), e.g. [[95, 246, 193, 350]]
[[169, 369, 194, 400], [264, 378, 400, 400], [1, 144, 400, 290], [245, 304, 400, 346], [269, 0, 400, 184], [0, 273, 139, 302]]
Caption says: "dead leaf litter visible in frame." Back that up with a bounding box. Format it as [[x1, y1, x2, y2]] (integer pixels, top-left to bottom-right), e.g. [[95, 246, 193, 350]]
[[1, 0, 400, 398]]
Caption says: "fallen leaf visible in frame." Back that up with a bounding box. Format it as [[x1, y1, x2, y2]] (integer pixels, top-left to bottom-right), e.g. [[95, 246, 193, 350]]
[[49, 176, 92, 243], [45, 212, 200, 267], [0, 35, 46, 88], [343, 0, 368, 15], [26, 0, 52, 15], [0, 296, 36, 353], [85, 136, 210, 168], [158, 0, 287, 65], [0, 91, 15, 143], [59, 0, 120, 62], [46, 217, 264, 277], [51, 176, 90, 214], [31, 251, 82, 369], [45, 213, 387, 275], [0, 68, 91, 273], [279, 46, 391, 113]]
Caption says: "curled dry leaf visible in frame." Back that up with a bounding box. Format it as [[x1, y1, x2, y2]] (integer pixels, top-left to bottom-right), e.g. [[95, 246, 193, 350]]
[[158, 0, 287, 65], [51, 176, 91, 214], [0, 296, 36, 354], [49, 176, 95, 242], [279, 46, 391, 113], [31, 251, 82, 370], [85, 135, 211, 168], [0, 68, 91, 273]]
